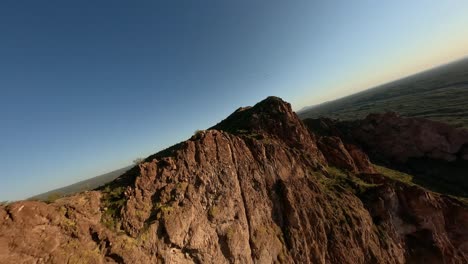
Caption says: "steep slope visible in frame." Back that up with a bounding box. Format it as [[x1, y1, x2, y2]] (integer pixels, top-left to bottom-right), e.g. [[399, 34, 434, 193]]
[[304, 112, 468, 197], [0, 97, 467, 263]]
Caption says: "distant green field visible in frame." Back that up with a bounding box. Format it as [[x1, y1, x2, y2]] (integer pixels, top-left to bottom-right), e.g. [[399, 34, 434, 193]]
[[28, 166, 132, 202], [299, 58, 468, 129]]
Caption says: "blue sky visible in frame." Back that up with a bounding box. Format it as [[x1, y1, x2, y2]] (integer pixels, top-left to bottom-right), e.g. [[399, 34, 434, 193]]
[[1, 1, 468, 200]]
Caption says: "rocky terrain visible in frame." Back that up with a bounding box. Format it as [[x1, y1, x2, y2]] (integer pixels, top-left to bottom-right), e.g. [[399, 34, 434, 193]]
[[1, 97, 467, 263], [304, 112, 468, 197]]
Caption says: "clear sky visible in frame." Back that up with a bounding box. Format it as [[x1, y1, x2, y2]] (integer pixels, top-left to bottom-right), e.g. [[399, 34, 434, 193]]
[[1, 1, 468, 200]]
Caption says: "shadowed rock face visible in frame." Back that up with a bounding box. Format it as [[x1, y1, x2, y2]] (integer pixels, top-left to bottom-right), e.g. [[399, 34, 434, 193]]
[[1, 97, 467, 263], [317, 136, 376, 174], [304, 112, 468, 163], [351, 112, 468, 163], [304, 112, 468, 197]]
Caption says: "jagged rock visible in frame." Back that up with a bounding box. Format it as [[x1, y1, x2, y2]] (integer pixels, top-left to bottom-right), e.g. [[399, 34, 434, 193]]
[[360, 180, 468, 264], [354, 112, 468, 163], [318, 136, 359, 173], [316, 136, 376, 174], [304, 112, 468, 197], [0, 97, 466, 263], [344, 143, 376, 174]]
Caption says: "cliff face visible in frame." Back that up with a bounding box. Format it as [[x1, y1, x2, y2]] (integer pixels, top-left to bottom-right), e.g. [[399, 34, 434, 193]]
[[304, 112, 468, 197], [1, 97, 467, 264], [307, 112, 468, 163]]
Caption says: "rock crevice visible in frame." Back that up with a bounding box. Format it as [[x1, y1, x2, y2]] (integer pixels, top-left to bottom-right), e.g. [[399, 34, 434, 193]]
[[0, 97, 467, 263]]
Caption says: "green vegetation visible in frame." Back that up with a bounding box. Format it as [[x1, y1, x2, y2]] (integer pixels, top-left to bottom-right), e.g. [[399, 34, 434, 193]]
[[373, 165, 414, 184], [193, 129, 205, 139], [299, 59, 468, 199], [235, 130, 263, 140], [299, 58, 468, 129], [45, 192, 64, 203], [405, 158, 468, 198], [251, 224, 283, 249], [320, 167, 378, 195], [374, 164, 468, 205], [61, 217, 77, 231], [316, 164, 457, 203], [153, 202, 174, 216], [225, 225, 236, 240], [208, 205, 219, 219], [29, 166, 131, 201], [374, 162, 468, 200], [63, 240, 102, 263], [101, 185, 126, 230], [133, 157, 144, 165]]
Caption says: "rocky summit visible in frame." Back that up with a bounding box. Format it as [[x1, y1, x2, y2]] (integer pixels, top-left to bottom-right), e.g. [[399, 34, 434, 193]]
[[1, 97, 467, 263]]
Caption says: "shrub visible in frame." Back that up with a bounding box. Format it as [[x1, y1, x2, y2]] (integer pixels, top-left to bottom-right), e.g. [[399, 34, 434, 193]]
[[133, 157, 145, 165], [45, 192, 63, 203], [193, 129, 205, 139]]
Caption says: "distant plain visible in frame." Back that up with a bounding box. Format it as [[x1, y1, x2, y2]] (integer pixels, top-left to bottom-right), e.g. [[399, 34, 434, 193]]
[[299, 58, 468, 129], [28, 166, 131, 202]]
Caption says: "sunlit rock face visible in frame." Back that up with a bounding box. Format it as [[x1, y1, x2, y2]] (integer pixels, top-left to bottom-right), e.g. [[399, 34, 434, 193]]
[[1, 97, 467, 264]]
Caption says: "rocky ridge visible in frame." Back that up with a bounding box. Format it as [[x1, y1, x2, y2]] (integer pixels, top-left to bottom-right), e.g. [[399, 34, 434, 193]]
[[0, 97, 467, 263], [304, 112, 468, 197]]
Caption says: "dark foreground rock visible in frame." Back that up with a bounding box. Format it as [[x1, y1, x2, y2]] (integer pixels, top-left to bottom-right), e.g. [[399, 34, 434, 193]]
[[1, 97, 467, 263]]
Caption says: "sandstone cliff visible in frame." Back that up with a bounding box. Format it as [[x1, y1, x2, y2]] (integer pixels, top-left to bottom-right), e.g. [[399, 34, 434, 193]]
[[1, 97, 467, 263]]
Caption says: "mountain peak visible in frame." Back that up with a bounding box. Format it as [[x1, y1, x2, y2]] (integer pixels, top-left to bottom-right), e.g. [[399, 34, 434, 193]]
[[1, 97, 467, 264], [212, 96, 296, 134], [210, 96, 323, 156], [258, 95, 288, 105]]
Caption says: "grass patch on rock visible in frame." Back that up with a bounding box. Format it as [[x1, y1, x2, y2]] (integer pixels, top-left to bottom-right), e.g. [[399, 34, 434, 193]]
[[100, 185, 126, 230], [322, 166, 378, 195], [373, 165, 414, 184]]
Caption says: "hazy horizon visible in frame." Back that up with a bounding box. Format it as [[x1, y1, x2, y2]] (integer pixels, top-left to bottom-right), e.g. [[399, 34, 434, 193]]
[[297, 55, 468, 111], [18, 55, 468, 200], [1, 1, 468, 201]]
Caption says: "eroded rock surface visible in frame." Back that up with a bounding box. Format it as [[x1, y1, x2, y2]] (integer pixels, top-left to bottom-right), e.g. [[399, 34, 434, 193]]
[[317, 136, 376, 174], [305, 112, 468, 163], [1, 97, 467, 263], [304, 112, 468, 197]]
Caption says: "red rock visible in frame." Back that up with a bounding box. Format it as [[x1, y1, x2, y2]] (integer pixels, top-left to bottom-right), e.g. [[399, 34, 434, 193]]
[[0, 97, 466, 263], [318, 136, 359, 173], [344, 143, 376, 174], [354, 112, 468, 163]]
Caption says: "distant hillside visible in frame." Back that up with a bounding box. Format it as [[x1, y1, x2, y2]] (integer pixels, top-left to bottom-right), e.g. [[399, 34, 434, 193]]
[[2, 97, 467, 263], [298, 57, 468, 128], [29, 166, 132, 201]]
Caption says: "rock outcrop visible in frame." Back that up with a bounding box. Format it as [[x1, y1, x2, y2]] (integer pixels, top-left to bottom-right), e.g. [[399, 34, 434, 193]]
[[304, 112, 468, 197], [1, 97, 467, 263], [317, 136, 376, 174], [305, 112, 468, 163], [352, 112, 468, 163]]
